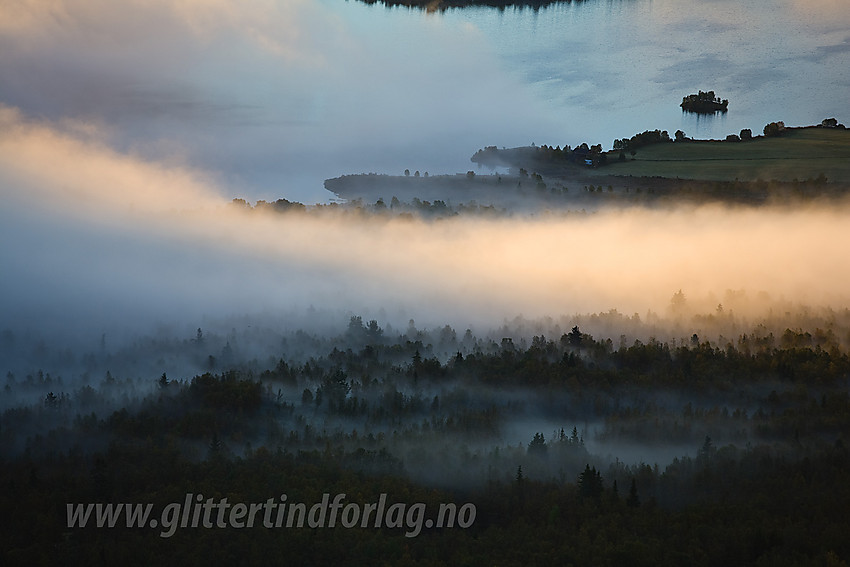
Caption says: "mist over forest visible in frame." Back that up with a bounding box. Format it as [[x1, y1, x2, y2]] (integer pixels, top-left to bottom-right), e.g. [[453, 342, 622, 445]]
[[4, 119, 850, 559], [3, 104, 849, 336], [4, 0, 850, 565]]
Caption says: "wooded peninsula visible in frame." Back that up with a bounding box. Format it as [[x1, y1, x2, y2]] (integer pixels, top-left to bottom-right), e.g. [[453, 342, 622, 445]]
[[324, 121, 850, 212]]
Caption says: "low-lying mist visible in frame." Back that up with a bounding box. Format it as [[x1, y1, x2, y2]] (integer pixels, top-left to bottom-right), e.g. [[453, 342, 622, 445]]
[[2, 103, 849, 347]]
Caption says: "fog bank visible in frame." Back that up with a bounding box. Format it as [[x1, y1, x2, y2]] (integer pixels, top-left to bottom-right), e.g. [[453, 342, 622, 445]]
[[1, 105, 849, 344]]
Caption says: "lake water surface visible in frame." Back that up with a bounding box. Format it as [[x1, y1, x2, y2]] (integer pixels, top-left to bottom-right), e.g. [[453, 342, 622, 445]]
[[292, 0, 850, 200], [1, 0, 848, 202]]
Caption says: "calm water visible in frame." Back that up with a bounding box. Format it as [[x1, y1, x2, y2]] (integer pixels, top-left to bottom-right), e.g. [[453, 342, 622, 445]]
[[447, 0, 850, 137], [4, 0, 846, 202], [301, 0, 850, 201]]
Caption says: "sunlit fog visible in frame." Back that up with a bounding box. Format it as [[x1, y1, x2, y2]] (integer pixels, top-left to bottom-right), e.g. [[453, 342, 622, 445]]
[[2, 2, 850, 562], [3, 103, 849, 343]]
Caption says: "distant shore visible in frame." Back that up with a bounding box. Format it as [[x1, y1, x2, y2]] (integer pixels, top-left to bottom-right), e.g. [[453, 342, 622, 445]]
[[468, 124, 850, 184], [357, 0, 572, 10], [324, 123, 850, 208]]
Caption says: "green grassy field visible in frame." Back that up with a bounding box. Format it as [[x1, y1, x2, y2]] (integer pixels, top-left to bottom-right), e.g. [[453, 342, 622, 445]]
[[596, 127, 850, 183]]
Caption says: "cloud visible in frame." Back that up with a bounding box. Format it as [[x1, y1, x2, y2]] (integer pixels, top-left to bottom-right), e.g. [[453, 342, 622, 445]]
[[0, 104, 225, 216], [2, 106, 849, 344], [0, 0, 566, 203], [0, 0, 333, 64]]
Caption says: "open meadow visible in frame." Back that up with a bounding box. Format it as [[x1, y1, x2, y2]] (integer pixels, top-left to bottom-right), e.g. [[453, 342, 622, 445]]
[[599, 127, 850, 183]]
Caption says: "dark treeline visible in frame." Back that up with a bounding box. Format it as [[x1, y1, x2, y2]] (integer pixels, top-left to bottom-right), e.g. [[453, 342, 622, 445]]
[[357, 0, 586, 11], [235, 192, 518, 220], [277, 175, 845, 220], [472, 122, 849, 182], [3, 313, 850, 564], [612, 128, 672, 151], [471, 142, 608, 172]]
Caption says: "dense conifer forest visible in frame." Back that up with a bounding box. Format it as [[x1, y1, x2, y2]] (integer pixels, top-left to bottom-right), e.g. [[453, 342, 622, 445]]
[[3, 305, 849, 565]]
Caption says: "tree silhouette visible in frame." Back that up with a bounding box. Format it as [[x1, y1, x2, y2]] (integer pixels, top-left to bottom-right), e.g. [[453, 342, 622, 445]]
[[627, 478, 640, 508], [578, 464, 603, 498], [568, 326, 583, 348], [528, 432, 547, 457]]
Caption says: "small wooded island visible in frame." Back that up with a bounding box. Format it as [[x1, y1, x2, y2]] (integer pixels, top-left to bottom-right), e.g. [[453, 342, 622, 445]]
[[681, 90, 728, 113]]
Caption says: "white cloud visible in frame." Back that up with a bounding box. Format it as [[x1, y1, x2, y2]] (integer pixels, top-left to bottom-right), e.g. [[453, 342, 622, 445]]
[[2, 104, 849, 339], [0, 104, 226, 217], [0, 0, 340, 65]]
